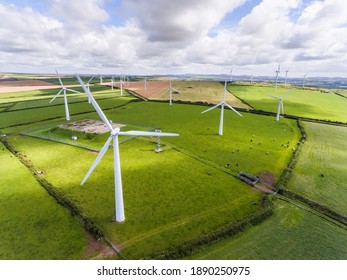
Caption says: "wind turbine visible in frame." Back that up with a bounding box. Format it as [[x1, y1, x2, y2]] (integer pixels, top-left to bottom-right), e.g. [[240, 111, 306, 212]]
[[274, 64, 281, 92], [302, 73, 308, 88], [99, 74, 103, 84], [201, 80, 242, 135], [119, 76, 126, 95], [49, 69, 81, 121], [161, 77, 181, 106], [144, 77, 149, 91], [76, 76, 179, 222], [284, 69, 289, 86], [111, 75, 115, 91], [230, 68, 233, 82], [269, 89, 294, 121]]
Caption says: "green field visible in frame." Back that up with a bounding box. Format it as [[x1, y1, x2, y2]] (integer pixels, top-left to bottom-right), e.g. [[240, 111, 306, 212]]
[[1, 80, 346, 260], [286, 122, 347, 216], [229, 84, 347, 122], [0, 141, 86, 259], [186, 199, 347, 260]]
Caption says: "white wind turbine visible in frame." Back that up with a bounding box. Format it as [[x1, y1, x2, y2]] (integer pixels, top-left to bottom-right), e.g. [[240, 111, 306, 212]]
[[302, 73, 308, 88], [274, 64, 281, 92], [161, 77, 181, 106], [49, 69, 81, 121], [201, 80, 242, 136], [119, 76, 126, 95], [269, 89, 294, 121], [99, 74, 103, 84], [230, 67, 233, 82], [111, 75, 115, 91], [284, 69, 289, 86], [144, 77, 149, 91], [76, 76, 179, 222]]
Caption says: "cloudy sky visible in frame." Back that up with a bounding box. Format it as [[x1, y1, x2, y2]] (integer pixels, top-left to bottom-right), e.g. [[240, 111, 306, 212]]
[[0, 0, 346, 77]]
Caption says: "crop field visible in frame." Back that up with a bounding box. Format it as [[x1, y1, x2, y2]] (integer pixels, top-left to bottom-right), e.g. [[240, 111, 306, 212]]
[[0, 79, 346, 260], [286, 122, 347, 217], [229, 84, 347, 123], [186, 199, 347, 260]]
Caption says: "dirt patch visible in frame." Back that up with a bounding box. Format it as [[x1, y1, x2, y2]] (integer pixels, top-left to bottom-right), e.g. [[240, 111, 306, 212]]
[[83, 235, 116, 260], [58, 119, 126, 134], [254, 170, 278, 193]]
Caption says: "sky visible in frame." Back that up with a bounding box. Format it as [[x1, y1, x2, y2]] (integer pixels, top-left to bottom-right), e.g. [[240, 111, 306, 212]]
[[0, 0, 346, 77]]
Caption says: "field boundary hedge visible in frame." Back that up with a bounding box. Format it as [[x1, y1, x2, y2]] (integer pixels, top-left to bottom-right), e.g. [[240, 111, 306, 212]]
[[147, 198, 273, 260], [0, 137, 126, 259]]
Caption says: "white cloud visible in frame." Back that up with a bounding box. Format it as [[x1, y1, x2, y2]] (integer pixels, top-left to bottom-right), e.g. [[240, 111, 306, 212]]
[[0, 0, 346, 77]]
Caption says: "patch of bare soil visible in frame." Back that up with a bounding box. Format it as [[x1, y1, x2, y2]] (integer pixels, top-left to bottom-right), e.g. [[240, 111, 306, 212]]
[[59, 119, 125, 134], [254, 170, 278, 193], [83, 235, 116, 260]]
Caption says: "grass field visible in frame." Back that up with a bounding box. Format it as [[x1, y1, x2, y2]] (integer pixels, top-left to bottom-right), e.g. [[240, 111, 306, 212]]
[[286, 122, 347, 217], [186, 199, 347, 260], [0, 141, 87, 259], [229, 84, 347, 122], [7, 134, 263, 259], [1, 80, 346, 260]]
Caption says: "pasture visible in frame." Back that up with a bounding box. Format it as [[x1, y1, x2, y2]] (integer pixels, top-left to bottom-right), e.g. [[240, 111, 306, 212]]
[[229, 84, 347, 123], [286, 122, 347, 217], [186, 199, 347, 260], [0, 77, 346, 260]]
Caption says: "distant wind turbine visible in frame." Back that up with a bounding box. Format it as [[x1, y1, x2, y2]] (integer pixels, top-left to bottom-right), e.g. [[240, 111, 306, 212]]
[[302, 73, 308, 88], [76, 76, 179, 222], [111, 75, 115, 91], [230, 68, 233, 82], [284, 69, 289, 86], [269, 89, 294, 121], [161, 78, 181, 106], [274, 64, 281, 92], [49, 69, 80, 121], [119, 76, 126, 95], [201, 80, 242, 135], [144, 77, 149, 91]]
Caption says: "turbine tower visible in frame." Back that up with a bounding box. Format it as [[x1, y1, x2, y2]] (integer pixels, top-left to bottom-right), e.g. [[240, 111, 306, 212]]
[[111, 75, 115, 91], [119, 76, 126, 95], [302, 73, 308, 88], [76, 76, 179, 222], [99, 74, 103, 84], [161, 77, 181, 106], [269, 89, 294, 121], [49, 69, 80, 121], [274, 64, 281, 92], [284, 69, 289, 86], [230, 67, 233, 82], [144, 77, 149, 91], [201, 80, 242, 135]]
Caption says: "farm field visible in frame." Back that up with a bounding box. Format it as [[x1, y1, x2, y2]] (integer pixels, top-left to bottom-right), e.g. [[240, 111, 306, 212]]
[[0, 80, 346, 260], [0, 141, 86, 259], [286, 122, 347, 217], [186, 199, 347, 260], [229, 84, 347, 123]]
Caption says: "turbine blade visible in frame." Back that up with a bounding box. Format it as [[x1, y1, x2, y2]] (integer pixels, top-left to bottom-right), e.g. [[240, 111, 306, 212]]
[[160, 88, 169, 95], [55, 69, 64, 87], [88, 76, 94, 83], [282, 88, 294, 98], [224, 103, 243, 117], [171, 87, 181, 93], [76, 76, 113, 131], [66, 89, 81, 94], [49, 89, 63, 103], [81, 136, 112, 185], [281, 101, 284, 114], [118, 130, 179, 137], [268, 94, 280, 100], [201, 103, 222, 114]]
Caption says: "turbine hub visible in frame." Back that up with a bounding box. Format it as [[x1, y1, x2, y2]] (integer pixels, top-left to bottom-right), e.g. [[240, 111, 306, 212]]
[[111, 127, 120, 136]]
